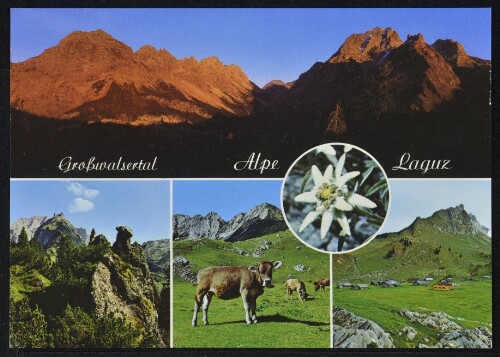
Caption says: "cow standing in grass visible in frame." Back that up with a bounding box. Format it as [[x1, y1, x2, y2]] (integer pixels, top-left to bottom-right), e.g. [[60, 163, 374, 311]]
[[285, 279, 308, 301], [192, 260, 282, 326], [314, 278, 330, 292]]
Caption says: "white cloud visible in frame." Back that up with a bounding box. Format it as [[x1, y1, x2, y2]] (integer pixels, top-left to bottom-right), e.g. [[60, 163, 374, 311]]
[[69, 198, 94, 213], [67, 182, 99, 199]]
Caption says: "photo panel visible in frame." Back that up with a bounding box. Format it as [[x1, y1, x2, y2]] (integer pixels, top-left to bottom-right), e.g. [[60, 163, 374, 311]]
[[332, 179, 492, 349], [172, 180, 331, 348], [9, 179, 170, 348]]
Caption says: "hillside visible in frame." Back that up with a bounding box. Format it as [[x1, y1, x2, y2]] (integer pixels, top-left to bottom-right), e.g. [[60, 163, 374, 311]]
[[333, 204, 490, 282]]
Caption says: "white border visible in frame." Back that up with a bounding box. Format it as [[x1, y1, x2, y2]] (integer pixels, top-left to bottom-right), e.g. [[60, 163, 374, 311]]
[[280, 142, 392, 255]]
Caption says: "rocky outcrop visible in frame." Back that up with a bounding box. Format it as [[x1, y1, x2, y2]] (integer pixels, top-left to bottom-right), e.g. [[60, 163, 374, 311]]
[[10, 215, 48, 242], [91, 226, 164, 346], [401, 309, 492, 348], [89, 234, 109, 246], [439, 327, 492, 348], [173, 203, 287, 242], [332, 307, 395, 348], [400, 309, 461, 332], [32, 213, 86, 248], [142, 239, 170, 275], [112, 226, 133, 254], [172, 256, 197, 284]]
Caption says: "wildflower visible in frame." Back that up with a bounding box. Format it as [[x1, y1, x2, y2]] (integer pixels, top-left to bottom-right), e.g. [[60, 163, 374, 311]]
[[294, 153, 377, 239]]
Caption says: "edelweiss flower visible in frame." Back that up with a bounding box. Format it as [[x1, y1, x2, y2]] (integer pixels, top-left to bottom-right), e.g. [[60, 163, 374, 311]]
[[294, 153, 377, 239]]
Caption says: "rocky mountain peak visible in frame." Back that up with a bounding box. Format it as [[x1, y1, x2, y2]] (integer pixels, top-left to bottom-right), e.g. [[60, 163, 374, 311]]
[[262, 80, 293, 90], [405, 33, 426, 45], [246, 202, 283, 220], [432, 39, 473, 67], [33, 212, 86, 248], [328, 27, 403, 64], [409, 204, 489, 237], [55, 29, 133, 59]]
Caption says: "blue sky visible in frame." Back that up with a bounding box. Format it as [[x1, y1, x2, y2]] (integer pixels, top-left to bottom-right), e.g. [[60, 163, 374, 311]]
[[380, 180, 491, 234], [10, 8, 491, 87], [11, 180, 170, 243], [174, 180, 282, 220]]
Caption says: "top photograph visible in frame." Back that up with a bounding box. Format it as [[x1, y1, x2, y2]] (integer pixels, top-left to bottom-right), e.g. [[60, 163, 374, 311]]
[[10, 8, 491, 178]]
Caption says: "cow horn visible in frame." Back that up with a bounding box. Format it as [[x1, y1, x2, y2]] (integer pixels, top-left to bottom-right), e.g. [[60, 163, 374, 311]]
[[273, 261, 283, 269]]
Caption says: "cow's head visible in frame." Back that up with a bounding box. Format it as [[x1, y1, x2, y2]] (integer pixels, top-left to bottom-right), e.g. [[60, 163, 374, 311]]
[[249, 260, 282, 288]]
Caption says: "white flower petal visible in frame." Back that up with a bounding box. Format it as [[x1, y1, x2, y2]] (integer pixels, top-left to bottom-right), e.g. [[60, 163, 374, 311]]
[[348, 193, 377, 208], [320, 211, 334, 239], [299, 211, 320, 232], [337, 215, 351, 236], [294, 191, 318, 203], [336, 171, 360, 187], [344, 145, 353, 153], [323, 165, 333, 181], [316, 144, 336, 157], [333, 197, 353, 211], [335, 154, 346, 179], [311, 165, 324, 186]]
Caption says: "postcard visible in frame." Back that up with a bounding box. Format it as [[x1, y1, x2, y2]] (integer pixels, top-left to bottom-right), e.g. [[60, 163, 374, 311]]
[[5, 6, 494, 354]]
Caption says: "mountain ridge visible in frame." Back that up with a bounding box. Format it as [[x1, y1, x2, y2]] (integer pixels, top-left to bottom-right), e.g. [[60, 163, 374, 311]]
[[173, 202, 287, 242]]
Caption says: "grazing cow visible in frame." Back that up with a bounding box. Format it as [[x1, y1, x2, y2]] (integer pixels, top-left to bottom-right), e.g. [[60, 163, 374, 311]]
[[313, 278, 331, 292], [285, 279, 308, 301], [192, 260, 282, 326]]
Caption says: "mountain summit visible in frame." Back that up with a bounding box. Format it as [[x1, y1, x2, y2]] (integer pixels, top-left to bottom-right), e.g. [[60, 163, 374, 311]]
[[328, 27, 403, 64]]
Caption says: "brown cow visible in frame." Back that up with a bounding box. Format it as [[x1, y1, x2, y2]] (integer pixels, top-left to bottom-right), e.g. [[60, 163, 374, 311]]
[[285, 279, 308, 301], [314, 278, 331, 292], [192, 260, 282, 326]]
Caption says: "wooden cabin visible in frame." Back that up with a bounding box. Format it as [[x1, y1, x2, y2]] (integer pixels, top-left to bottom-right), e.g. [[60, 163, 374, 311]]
[[432, 282, 453, 291], [351, 284, 369, 290]]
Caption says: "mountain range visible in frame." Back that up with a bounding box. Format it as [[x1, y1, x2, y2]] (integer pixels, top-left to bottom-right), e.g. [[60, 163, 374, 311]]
[[11, 27, 491, 178], [333, 204, 491, 281], [11, 27, 489, 125], [173, 202, 287, 242]]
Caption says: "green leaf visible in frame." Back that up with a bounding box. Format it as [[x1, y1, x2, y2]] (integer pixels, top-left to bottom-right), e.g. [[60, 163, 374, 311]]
[[360, 166, 374, 187], [365, 179, 387, 197], [300, 169, 313, 193]]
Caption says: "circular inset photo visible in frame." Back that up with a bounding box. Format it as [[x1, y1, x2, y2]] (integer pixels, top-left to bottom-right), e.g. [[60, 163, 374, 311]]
[[282, 143, 390, 253]]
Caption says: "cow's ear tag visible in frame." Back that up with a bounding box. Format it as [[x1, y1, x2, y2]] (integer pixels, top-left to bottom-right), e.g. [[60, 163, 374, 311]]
[[273, 261, 283, 269], [248, 266, 258, 272]]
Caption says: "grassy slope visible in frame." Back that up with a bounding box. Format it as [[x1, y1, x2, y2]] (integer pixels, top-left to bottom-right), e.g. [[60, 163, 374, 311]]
[[334, 280, 492, 348], [173, 231, 331, 348], [333, 224, 491, 282], [10, 265, 51, 303]]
